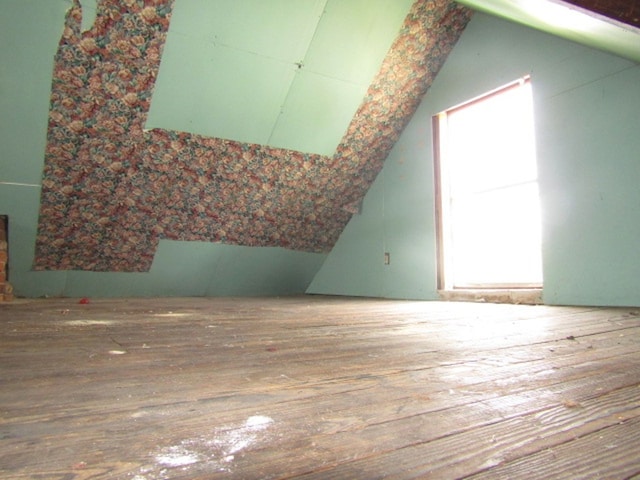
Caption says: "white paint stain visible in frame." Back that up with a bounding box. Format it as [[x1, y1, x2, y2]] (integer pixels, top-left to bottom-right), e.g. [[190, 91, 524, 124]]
[[245, 415, 273, 429], [63, 319, 115, 326], [211, 415, 274, 455], [136, 415, 275, 478], [155, 446, 200, 467]]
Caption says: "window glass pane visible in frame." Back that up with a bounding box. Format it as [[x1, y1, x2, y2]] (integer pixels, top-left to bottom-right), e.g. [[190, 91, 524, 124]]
[[436, 78, 543, 288], [446, 82, 538, 196], [451, 183, 543, 285]]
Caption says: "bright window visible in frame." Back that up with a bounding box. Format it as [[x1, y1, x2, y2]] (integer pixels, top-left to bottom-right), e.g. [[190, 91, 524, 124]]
[[433, 77, 543, 289]]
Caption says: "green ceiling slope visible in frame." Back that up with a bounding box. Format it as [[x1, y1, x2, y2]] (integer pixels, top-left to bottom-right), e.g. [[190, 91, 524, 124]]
[[145, 0, 414, 156], [457, 0, 640, 63]]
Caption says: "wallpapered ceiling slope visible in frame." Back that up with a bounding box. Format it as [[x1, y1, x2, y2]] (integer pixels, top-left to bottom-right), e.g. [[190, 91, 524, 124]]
[[34, 0, 472, 272]]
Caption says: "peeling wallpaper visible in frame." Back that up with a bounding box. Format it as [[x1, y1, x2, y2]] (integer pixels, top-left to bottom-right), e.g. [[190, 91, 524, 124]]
[[34, 0, 472, 272]]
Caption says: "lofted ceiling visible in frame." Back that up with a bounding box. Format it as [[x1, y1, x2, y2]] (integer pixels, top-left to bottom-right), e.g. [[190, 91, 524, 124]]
[[79, 0, 638, 159], [145, 0, 414, 157], [457, 0, 640, 63], [35, 0, 637, 272], [78, 0, 415, 157], [35, 0, 472, 271]]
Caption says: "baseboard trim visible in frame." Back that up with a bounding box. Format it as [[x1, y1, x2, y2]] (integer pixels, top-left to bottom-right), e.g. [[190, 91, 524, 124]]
[[438, 288, 542, 305]]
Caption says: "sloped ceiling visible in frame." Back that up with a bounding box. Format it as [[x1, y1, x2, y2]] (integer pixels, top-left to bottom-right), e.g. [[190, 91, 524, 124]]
[[34, 0, 473, 271], [457, 0, 640, 63], [74, 0, 417, 157], [146, 0, 414, 156]]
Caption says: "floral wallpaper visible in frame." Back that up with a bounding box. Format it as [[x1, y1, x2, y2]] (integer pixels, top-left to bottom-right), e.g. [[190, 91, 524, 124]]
[[34, 0, 472, 272]]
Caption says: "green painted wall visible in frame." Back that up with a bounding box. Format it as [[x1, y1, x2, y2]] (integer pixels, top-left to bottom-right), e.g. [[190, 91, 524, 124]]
[[0, 1, 70, 297], [0, 0, 326, 297], [308, 13, 640, 307]]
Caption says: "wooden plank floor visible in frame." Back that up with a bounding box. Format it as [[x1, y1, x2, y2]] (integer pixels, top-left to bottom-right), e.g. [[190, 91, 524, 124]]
[[1, 296, 639, 479]]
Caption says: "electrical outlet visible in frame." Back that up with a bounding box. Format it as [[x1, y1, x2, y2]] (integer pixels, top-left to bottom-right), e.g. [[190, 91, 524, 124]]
[[384, 252, 390, 265]]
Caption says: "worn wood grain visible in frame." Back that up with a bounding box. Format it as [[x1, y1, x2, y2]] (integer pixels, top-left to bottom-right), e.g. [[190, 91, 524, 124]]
[[0, 297, 639, 479]]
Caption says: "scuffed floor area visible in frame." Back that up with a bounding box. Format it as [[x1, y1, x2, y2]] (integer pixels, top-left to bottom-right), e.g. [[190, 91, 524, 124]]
[[1, 296, 639, 479]]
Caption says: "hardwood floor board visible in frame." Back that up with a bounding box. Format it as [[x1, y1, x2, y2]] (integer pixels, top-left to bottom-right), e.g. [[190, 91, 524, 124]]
[[0, 322, 636, 416], [1, 297, 639, 479], [293, 385, 640, 480], [467, 415, 640, 480], [2, 324, 635, 438], [82, 352, 639, 479]]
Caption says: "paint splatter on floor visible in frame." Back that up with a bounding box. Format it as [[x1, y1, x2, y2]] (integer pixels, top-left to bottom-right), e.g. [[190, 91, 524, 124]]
[[133, 415, 275, 479]]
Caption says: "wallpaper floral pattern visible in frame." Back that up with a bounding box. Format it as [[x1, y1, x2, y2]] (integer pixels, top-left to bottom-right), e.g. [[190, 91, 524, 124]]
[[34, 0, 472, 272]]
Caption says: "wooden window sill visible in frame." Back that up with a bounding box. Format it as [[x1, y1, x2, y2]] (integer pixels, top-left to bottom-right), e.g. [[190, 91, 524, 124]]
[[438, 288, 542, 305]]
